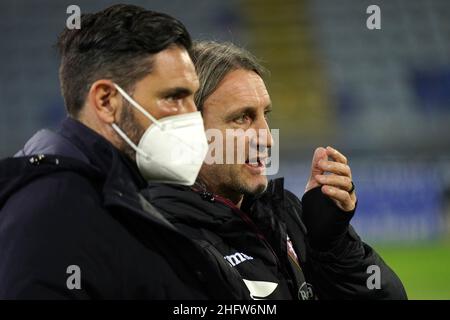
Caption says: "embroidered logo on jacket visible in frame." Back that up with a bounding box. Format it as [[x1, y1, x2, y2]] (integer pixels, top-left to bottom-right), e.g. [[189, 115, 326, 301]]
[[224, 252, 254, 267], [298, 282, 315, 300]]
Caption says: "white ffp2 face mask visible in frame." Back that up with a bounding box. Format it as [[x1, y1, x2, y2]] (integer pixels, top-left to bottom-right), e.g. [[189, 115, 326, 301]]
[[111, 84, 208, 186]]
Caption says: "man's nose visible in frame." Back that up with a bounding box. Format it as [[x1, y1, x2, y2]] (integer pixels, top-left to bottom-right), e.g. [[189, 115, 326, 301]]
[[256, 119, 273, 149]]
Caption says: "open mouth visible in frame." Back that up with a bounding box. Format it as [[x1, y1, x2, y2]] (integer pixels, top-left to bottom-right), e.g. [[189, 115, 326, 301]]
[[245, 156, 266, 170]]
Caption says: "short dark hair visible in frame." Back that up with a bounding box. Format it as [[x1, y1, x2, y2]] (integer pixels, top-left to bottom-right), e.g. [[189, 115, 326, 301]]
[[190, 41, 268, 111], [57, 4, 192, 117]]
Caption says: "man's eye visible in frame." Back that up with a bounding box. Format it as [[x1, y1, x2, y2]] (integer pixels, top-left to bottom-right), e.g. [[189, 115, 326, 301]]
[[166, 95, 180, 101], [166, 92, 188, 101], [235, 114, 251, 124]]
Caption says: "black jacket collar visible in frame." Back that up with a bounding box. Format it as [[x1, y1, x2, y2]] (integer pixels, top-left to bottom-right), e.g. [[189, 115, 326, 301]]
[[57, 117, 147, 190], [1, 117, 149, 215]]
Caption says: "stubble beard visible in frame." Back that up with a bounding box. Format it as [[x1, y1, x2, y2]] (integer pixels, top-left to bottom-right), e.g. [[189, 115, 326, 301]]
[[199, 164, 268, 202], [116, 101, 146, 162]]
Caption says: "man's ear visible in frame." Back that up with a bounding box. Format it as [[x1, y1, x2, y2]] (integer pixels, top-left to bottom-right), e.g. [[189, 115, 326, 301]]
[[86, 80, 121, 124]]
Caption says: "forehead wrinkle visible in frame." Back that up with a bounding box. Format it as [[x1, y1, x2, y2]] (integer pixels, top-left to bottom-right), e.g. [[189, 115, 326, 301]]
[[206, 69, 270, 111]]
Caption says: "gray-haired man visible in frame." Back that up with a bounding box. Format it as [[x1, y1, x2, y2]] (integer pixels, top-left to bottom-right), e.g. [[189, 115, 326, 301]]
[[146, 41, 407, 300]]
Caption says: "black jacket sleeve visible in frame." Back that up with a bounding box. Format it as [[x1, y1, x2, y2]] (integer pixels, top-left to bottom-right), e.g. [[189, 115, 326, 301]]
[[0, 173, 119, 299], [290, 187, 407, 299]]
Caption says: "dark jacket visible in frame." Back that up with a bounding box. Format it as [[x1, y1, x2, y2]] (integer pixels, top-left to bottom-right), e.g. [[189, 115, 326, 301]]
[[145, 180, 408, 300], [0, 117, 246, 299]]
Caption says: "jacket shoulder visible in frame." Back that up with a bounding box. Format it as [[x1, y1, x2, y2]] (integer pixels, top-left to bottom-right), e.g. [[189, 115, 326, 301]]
[[2, 169, 102, 215], [0, 169, 118, 298]]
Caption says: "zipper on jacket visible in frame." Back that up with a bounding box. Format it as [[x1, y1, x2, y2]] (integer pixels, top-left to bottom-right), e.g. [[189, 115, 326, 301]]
[[193, 187, 304, 298], [195, 188, 284, 272]]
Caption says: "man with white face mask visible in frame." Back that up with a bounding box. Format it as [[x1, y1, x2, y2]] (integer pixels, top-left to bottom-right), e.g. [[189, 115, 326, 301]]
[[111, 84, 207, 185], [0, 5, 229, 299]]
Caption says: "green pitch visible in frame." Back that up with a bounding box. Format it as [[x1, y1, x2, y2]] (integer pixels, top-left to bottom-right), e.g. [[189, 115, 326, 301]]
[[373, 241, 450, 300]]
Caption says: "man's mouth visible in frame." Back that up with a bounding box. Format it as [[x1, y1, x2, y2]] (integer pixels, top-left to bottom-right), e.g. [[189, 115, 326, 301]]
[[244, 155, 266, 173]]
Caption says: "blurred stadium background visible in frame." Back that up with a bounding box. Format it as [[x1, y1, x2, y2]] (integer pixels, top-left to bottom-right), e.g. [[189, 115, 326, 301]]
[[0, 0, 449, 299]]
